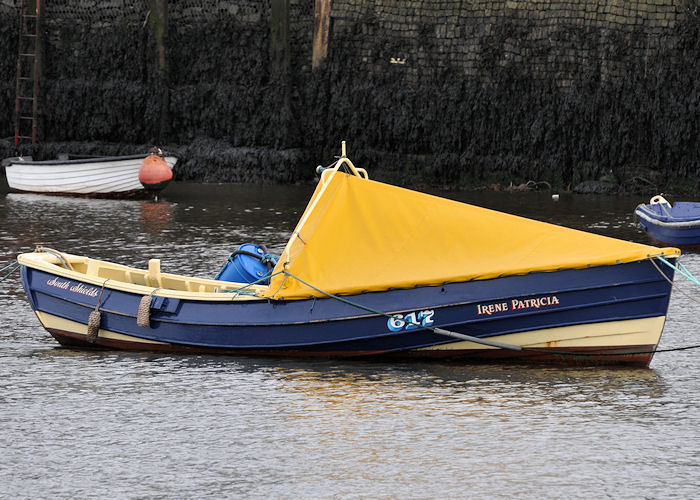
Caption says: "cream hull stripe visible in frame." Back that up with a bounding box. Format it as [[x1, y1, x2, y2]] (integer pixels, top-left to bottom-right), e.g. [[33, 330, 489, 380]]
[[35, 312, 168, 344], [419, 316, 665, 350]]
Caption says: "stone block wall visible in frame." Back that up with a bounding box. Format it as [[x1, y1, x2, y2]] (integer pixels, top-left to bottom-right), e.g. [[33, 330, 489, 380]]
[[329, 0, 688, 87]]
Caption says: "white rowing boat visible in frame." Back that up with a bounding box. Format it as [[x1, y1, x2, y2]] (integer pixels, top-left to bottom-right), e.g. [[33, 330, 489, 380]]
[[2, 152, 177, 197]]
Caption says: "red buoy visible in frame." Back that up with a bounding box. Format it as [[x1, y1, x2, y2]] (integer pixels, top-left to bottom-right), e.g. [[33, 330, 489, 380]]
[[139, 153, 173, 193]]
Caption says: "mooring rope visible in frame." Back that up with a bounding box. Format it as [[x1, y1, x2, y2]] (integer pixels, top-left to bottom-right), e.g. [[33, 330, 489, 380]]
[[650, 256, 700, 307], [0, 261, 21, 283], [34, 246, 74, 271], [656, 256, 700, 286], [0, 261, 19, 273]]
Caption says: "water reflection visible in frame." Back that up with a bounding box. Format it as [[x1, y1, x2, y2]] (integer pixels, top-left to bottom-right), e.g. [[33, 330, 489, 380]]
[[139, 200, 173, 234], [30, 347, 669, 407]]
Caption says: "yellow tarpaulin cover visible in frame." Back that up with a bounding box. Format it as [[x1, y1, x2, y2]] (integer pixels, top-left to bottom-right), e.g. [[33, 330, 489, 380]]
[[263, 169, 679, 300]]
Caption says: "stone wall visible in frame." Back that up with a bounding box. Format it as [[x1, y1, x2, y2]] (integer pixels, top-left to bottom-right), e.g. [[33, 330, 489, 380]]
[[329, 0, 689, 87], [0, 0, 698, 192]]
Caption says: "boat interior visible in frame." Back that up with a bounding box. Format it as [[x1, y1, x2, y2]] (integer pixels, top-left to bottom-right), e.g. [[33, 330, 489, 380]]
[[22, 249, 268, 296]]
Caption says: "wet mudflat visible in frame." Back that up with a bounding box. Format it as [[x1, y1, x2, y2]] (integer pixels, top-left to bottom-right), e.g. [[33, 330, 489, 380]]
[[1, 182, 698, 498]]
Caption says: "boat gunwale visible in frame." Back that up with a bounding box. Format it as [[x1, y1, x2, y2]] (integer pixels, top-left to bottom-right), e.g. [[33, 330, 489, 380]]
[[17, 252, 266, 301], [635, 206, 700, 226], [4, 154, 177, 167]]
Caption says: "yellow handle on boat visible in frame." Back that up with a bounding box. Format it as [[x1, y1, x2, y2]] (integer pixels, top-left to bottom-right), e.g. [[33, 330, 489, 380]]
[[318, 141, 369, 185]]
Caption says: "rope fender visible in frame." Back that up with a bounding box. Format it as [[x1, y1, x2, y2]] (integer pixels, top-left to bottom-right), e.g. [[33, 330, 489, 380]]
[[86, 281, 108, 343], [86, 310, 101, 343], [137, 288, 160, 328]]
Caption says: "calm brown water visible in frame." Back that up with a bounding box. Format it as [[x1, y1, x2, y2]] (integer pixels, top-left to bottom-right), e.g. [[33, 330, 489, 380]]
[[1, 180, 698, 499]]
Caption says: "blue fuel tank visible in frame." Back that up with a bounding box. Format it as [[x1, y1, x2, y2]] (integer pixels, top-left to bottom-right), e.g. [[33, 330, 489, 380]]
[[214, 243, 277, 284]]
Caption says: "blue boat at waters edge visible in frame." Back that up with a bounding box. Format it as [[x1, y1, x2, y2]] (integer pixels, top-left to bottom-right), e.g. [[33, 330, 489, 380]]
[[17, 144, 682, 366], [635, 195, 700, 249]]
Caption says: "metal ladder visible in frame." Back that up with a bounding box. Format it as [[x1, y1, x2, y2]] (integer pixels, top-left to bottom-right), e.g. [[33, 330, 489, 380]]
[[14, 0, 41, 148]]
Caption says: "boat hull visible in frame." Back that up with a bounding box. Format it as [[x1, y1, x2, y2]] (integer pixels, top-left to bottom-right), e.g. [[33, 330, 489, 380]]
[[636, 204, 700, 248], [39, 312, 663, 366], [19, 257, 675, 366], [4, 154, 177, 196]]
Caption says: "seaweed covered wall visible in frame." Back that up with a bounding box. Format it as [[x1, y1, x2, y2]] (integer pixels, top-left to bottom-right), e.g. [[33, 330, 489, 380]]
[[0, 0, 698, 191], [0, 1, 18, 142], [310, 0, 699, 191]]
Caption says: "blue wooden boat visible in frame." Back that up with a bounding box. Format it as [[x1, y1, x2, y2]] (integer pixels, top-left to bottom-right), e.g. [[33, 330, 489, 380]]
[[635, 195, 700, 249], [17, 144, 681, 366]]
